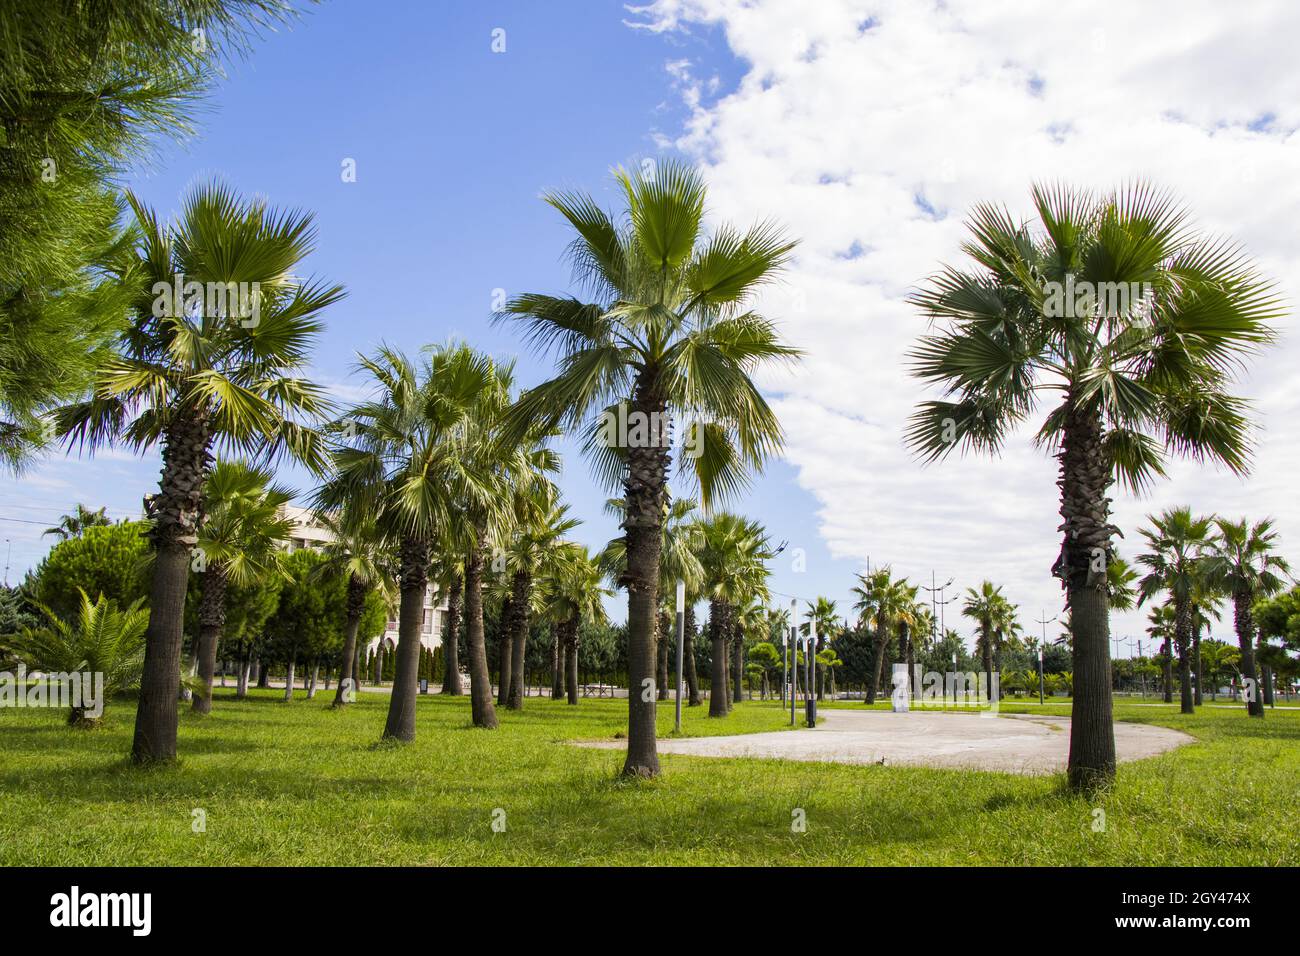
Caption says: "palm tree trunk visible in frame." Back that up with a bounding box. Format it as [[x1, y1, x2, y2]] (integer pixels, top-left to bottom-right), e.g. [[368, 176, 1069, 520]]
[[507, 571, 530, 710], [236, 649, 250, 699], [383, 536, 430, 742], [620, 376, 667, 777], [905, 625, 916, 700], [550, 623, 564, 699], [131, 413, 212, 764], [1162, 640, 1173, 702], [333, 574, 366, 708], [684, 604, 700, 706], [441, 574, 463, 695], [866, 615, 888, 704], [1056, 401, 1116, 791], [708, 600, 728, 717], [561, 616, 579, 704], [464, 536, 498, 728], [732, 628, 744, 704], [1174, 600, 1194, 714], [192, 561, 228, 715], [497, 595, 513, 708], [1233, 592, 1265, 717], [981, 628, 993, 702], [1191, 607, 1204, 706]]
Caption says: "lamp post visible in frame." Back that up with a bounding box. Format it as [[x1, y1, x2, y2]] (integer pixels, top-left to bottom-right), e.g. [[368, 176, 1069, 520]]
[[674, 579, 685, 734], [1037, 645, 1044, 706], [788, 598, 796, 726], [951, 651, 957, 707]]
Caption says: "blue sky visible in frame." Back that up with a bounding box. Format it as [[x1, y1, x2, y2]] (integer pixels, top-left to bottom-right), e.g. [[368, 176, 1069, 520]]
[[6, 1, 855, 630]]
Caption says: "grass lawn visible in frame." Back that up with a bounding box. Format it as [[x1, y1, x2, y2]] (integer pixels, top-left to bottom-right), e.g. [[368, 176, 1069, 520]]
[[1, 689, 1296, 865]]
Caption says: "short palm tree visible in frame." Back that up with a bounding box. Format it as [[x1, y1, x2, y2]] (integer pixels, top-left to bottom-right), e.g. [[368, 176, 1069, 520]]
[[3, 590, 148, 726], [1137, 508, 1214, 714], [1146, 602, 1177, 702], [1202, 517, 1292, 716], [313, 507, 395, 709], [542, 545, 610, 704], [962, 581, 1008, 702], [55, 182, 340, 763], [191, 460, 294, 714], [497, 159, 800, 777], [429, 543, 464, 696], [43, 504, 112, 540], [908, 184, 1282, 789], [851, 566, 903, 704], [317, 344, 492, 742]]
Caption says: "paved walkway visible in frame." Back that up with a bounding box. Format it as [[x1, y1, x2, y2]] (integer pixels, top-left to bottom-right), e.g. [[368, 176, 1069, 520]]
[[581, 709, 1194, 775]]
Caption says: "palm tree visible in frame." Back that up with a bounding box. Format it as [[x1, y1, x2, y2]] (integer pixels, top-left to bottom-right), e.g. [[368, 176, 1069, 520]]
[[56, 183, 339, 764], [2, 590, 149, 726], [695, 512, 771, 717], [429, 544, 464, 696], [1202, 517, 1292, 717], [543, 546, 610, 704], [497, 159, 800, 777], [43, 504, 112, 540], [1188, 579, 1223, 706], [191, 460, 294, 714], [316, 344, 490, 742], [851, 566, 903, 704], [908, 184, 1282, 789], [503, 489, 572, 710], [1146, 603, 1177, 703], [962, 581, 1008, 702], [805, 597, 840, 699], [314, 508, 395, 708], [1136, 508, 1214, 714]]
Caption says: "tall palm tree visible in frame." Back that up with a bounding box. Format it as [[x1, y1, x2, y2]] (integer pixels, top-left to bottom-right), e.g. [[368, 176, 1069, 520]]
[[43, 504, 112, 540], [56, 183, 339, 764], [908, 184, 1282, 790], [1203, 517, 1292, 717], [314, 507, 395, 709], [316, 344, 490, 742], [497, 159, 800, 777], [851, 566, 903, 704], [1137, 508, 1214, 714], [962, 581, 1007, 702], [191, 460, 294, 714]]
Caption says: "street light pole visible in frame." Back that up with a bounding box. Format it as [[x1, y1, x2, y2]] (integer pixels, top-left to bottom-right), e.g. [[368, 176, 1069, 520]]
[[1034, 610, 1055, 706], [674, 579, 685, 734], [805, 619, 817, 727]]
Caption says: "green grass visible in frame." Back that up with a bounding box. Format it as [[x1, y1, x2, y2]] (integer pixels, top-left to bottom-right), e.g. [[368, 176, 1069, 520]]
[[1, 689, 1296, 865]]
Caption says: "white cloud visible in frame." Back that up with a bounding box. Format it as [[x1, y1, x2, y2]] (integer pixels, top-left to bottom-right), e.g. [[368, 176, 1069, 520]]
[[634, 0, 1300, 645]]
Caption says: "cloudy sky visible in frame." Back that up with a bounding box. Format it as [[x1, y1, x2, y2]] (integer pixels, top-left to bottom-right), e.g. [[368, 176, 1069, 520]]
[[7, 0, 1296, 653]]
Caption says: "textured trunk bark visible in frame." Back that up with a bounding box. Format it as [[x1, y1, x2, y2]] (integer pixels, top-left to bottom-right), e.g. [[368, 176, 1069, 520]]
[[1055, 400, 1116, 791], [465, 536, 498, 728], [684, 604, 700, 706], [981, 628, 993, 702], [441, 574, 463, 695], [732, 628, 744, 703], [384, 537, 430, 742], [620, 373, 667, 777], [1162, 640, 1173, 703], [866, 613, 887, 704], [563, 616, 579, 705], [497, 596, 513, 708], [550, 623, 563, 699], [1233, 592, 1265, 717], [131, 413, 212, 764], [708, 600, 728, 717], [507, 571, 530, 710], [1191, 607, 1204, 707], [333, 574, 366, 708], [1174, 599, 1194, 714], [192, 561, 228, 715]]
